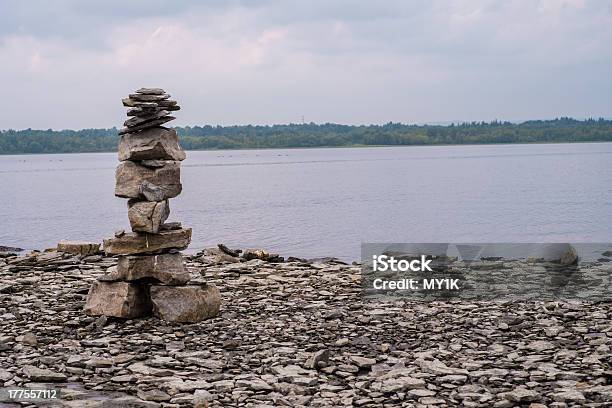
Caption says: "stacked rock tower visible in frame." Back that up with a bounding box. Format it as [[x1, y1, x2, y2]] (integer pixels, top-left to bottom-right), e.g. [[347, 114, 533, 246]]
[[84, 88, 221, 323]]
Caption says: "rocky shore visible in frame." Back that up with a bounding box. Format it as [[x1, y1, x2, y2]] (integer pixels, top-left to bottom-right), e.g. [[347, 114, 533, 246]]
[[0, 246, 610, 407]]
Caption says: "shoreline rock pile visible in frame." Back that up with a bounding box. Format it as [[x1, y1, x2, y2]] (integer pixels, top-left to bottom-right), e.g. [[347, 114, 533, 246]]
[[83, 88, 220, 323]]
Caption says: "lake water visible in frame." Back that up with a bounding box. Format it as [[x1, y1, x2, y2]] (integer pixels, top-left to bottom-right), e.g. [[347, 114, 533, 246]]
[[1, 143, 611, 261]]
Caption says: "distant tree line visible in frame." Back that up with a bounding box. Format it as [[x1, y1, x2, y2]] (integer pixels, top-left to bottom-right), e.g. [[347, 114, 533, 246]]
[[1, 117, 611, 155]]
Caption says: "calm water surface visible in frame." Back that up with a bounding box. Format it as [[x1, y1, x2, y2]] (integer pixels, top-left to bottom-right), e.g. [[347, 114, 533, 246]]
[[1, 143, 611, 261]]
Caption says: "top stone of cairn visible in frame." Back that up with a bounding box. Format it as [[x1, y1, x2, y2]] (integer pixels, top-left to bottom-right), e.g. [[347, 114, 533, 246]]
[[120, 88, 181, 135], [136, 87, 166, 95]]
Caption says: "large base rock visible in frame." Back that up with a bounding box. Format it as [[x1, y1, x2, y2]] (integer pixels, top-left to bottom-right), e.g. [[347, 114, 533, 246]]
[[128, 199, 169, 233], [103, 228, 192, 255], [119, 127, 186, 161], [84, 281, 151, 318], [115, 160, 181, 200], [150, 284, 221, 323], [100, 253, 190, 285], [57, 240, 100, 255]]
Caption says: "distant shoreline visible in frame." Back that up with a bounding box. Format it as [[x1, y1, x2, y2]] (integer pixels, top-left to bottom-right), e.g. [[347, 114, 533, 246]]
[[2, 118, 611, 155], [1, 139, 612, 157]]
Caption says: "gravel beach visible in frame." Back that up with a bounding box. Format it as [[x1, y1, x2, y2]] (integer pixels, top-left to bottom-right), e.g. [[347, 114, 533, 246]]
[[0, 248, 610, 407]]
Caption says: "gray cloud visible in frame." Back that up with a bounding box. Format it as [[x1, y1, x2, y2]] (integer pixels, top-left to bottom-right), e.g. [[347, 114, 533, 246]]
[[1, 0, 611, 129]]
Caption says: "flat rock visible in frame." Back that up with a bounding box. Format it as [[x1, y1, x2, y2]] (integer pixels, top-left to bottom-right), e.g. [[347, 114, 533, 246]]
[[100, 253, 190, 285], [103, 228, 192, 255], [122, 98, 157, 108], [417, 358, 468, 375], [137, 389, 171, 402], [164, 104, 180, 111], [160, 222, 182, 231], [378, 376, 426, 393], [57, 240, 100, 255], [118, 116, 175, 135], [83, 281, 152, 318], [0, 368, 13, 382], [157, 99, 178, 107], [22, 365, 67, 382], [118, 128, 185, 161], [127, 199, 169, 233], [136, 87, 166, 95], [127, 106, 164, 116], [349, 355, 377, 368], [124, 110, 169, 127], [501, 386, 540, 402], [115, 160, 181, 200], [129, 93, 171, 102], [140, 159, 170, 168], [0, 245, 24, 252], [150, 284, 221, 323], [527, 340, 555, 352]]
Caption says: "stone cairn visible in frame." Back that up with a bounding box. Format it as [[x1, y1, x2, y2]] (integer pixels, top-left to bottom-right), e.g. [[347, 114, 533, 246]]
[[84, 88, 221, 323]]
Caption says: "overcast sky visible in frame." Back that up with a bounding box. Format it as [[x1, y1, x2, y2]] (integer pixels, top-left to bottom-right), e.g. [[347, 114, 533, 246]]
[[1, 0, 611, 129]]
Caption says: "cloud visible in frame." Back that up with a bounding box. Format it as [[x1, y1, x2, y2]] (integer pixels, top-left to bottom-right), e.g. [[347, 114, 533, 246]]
[[0, 0, 611, 129]]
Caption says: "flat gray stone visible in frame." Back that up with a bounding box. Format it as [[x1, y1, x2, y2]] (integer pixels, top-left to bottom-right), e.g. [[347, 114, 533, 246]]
[[129, 93, 170, 102], [103, 228, 192, 255], [136, 389, 171, 402], [140, 160, 170, 168], [136, 87, 166, 95], [160, 222, 182, 230], [157, 99, 177, 107], [115, 160, 181, 200], [118, 116, 175, 135], [123, 110, 169, 127], [127, 107, 164, 116], [502, 387, 540, 402], [122, 98, 157, 108], [22, 365, 67, 382], [57, 240, 100, 255]]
